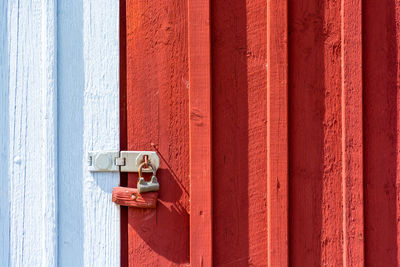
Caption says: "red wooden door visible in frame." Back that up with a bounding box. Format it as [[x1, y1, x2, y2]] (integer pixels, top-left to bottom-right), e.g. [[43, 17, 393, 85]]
[[120, 0, 400, 266]]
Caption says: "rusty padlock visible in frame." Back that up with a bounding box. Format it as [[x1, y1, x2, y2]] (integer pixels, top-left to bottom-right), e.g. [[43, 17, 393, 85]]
[[112, 159, 160, 208], [137, 161, 159, 193]]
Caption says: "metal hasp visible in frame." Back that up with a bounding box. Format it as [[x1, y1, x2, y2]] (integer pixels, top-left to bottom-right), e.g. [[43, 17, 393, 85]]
[[87, 151, 160, 173]]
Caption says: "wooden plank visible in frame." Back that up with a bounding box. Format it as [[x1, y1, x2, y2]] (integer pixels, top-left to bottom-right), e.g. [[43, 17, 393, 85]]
[[188, 0, 213, 266], [288, 1, 325, 265], [57, 0, 120, 266], [57, 1, 85, 265], [5, 0, 58, 265], [363, 0, 400, 265], [266, 0, 288, 266], [289, 0, 344, 265], [211, 0, 268, 265], [81, 1, 120, 265], [341, 0, 364, 266], [0, 1, 9, 264], [126, 0, 190, 265]]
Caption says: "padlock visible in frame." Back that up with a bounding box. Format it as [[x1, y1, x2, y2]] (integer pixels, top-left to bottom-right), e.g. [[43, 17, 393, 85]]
[[137, 161, 159, 193]]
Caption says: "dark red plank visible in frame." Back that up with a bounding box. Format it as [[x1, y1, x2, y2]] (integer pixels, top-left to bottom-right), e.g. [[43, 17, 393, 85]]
[[211, 0, 269, 265]]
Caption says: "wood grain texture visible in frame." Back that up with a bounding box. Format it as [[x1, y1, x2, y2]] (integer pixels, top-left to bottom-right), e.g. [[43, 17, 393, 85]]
[[126, 0, 190, 265], [188, 0, 213, 266], [58, 0, 120, 266], [112, 187, 158, 208], [341, 0, 364, 265], [124, 0, 400, 265], [81, 1, 120, 266], [363, 0, 400, 266], [0, 1, 9, 264], [2, 1, 120, 266], [57, 1, 85, 265], [289, 0, 344, 265], [4, 0, 58, 265], [267, 0, 288, 266], [211, 0, 269, 265]]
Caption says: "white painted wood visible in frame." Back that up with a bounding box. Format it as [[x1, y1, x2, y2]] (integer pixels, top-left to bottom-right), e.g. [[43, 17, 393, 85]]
[[58, 0, 120, 266], [0, 1, 10, 265], [1, 0, 120, 266], [81, 0, 120, 266], [5, 0, 57, 266]]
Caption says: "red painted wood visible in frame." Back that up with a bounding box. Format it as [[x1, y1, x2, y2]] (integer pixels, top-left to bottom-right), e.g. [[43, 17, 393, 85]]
[[267, 0, 288, 266], [122, 0, 400, 265], [112, 187, 158, 208], [125, 0, 190, 266], [211, 0, 270, 265], [364, 0, 400, 266], [188, 0, 213, 266], [341, 0, 364, 265], [289, 0, 344, 265]]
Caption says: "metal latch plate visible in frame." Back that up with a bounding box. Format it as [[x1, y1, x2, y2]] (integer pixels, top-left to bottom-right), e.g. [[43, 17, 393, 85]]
[[88, 151, 159, 173]]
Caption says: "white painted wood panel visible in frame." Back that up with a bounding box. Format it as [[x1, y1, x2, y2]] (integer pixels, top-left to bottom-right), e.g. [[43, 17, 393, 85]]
[[2, 0, 58, 265], [81, 0, 120, 265], [0, 1, 10, 265], [1, 0, 120, 266]]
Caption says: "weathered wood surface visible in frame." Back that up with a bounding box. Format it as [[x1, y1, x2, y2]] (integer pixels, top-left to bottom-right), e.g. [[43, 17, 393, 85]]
[[0, 1, 8, 263], [125, 0, 190, 266], [1, 0, 120, 266], [188, 0, 213, 266], [363, 0, 400, 265], [59, 0, 120, 266], [267, 0, 288, 265], [1, 1, 57, 265], [211, 0, 270, 265], [123, 0, 400, 266]]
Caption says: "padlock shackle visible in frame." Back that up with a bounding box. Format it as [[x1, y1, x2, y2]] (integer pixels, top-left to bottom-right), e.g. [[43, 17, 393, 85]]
[[138, 161, 156, 177]]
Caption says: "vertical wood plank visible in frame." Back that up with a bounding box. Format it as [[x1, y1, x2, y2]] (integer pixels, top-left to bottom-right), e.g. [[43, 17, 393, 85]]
[[125, 0, 190, 265], [211, 0, 269, 265], [188, 0, 213, 265], [6, 0, 58, 265], [289, 0, 344, 265], [341, 0, 364, 266], [266, 0, 288, 266], [57, 1, 85, 265], [41, 0, 58, 265], [81, 1, 120, 266], [0, 1, 9, 264], [363, 0, 400, 265], [58, 0, 120, 266]]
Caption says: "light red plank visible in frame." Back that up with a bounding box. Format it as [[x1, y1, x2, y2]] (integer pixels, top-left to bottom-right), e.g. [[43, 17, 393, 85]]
[[188, 0, 213, 266], [126, 0, 190, 265], [266, 0, 288, 266], [341, 0, 364, 266]]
